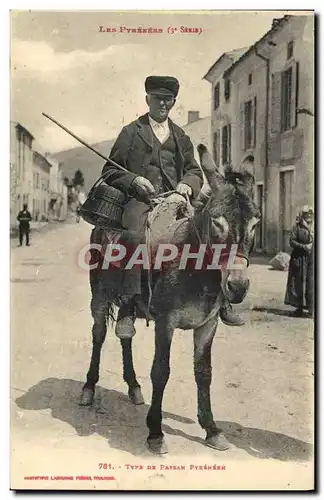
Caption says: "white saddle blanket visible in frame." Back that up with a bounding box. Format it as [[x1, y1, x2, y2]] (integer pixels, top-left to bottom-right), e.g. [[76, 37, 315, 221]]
[[104, 193, 192, 247]]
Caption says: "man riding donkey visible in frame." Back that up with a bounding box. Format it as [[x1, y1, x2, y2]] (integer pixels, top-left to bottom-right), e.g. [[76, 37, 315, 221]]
[[99, 75, 245, 338]]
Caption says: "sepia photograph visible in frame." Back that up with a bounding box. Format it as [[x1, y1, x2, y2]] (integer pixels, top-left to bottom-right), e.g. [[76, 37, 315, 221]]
[[10, 10, 315, 491]]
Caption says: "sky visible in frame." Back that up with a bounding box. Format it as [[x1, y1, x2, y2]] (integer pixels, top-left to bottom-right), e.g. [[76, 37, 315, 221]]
[[10, 10, 297, 153]]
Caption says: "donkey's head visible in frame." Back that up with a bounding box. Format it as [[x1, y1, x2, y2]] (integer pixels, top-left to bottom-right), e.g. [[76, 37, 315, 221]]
[[196, 144, 260, 304]]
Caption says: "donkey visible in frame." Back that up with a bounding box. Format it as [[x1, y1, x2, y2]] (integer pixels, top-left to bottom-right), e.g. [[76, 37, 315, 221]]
[[80, 144, 260, 454]]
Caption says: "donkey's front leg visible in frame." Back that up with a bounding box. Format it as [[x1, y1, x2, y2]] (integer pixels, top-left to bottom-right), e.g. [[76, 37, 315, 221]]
[[80, 298, 107, 406], [194, 317, 230, 451], [120, 338, 144, 405], [146, 318, 174, 454]]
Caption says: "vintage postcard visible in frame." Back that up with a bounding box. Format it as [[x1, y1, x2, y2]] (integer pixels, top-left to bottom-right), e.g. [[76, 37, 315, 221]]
[[10, 10, 315, 491]]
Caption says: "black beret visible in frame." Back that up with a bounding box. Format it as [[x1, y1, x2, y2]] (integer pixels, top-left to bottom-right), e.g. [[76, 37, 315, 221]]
[[145, 76, 180, 98]]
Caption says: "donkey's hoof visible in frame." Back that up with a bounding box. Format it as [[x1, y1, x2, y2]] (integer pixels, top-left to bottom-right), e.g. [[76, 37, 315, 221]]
[[80, 387, 95, 406], [205, 432, 230, 451], [129, 387, 144, 405], [147, 437, 168, 455]]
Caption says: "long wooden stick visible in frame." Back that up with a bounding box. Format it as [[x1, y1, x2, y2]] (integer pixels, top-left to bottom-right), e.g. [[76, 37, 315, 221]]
[[42, 112, 128, 173]]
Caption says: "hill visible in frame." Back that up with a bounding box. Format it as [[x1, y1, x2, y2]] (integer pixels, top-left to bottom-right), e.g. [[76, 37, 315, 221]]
[[53, 138, 115, 193]]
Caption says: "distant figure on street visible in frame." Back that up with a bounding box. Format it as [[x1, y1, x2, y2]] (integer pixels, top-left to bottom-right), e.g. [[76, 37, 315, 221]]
[[76, 205, 81, 223], [284, 206, 314, 317], [17, 204, 32, 247]]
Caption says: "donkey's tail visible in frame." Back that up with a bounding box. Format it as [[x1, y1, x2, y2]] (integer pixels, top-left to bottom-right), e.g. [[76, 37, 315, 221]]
[[106, 302, 117, 327]]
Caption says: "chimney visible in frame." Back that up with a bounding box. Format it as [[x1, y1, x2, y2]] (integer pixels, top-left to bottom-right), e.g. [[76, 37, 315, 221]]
[[272, 18, 282, 28], [187, 111, 200, 124]]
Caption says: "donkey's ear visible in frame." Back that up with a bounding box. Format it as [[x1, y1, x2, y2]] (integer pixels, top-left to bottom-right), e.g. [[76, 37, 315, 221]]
[[197, 144, 225, 193], [224, 164, 233, 176], [240, 170, 255, 197]]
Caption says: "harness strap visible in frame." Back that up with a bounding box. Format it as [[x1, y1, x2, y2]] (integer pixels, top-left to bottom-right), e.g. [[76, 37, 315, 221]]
[[144, 193, 194, 325], [145, 210, 154, 326]]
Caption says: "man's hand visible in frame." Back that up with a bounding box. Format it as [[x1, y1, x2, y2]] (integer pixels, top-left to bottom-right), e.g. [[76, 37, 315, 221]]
[[176, 183, 192, 197], [132, 176, 155, 197]]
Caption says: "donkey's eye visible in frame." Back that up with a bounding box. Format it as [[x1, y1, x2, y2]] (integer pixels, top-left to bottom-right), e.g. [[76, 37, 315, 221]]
[[213, 216, 229, 235], [214, 221, 224, 231], [235, 177, 244, 185]]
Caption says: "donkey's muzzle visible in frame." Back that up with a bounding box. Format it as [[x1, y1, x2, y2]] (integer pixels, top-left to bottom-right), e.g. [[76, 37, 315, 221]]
[[226, 278, 250, 304]]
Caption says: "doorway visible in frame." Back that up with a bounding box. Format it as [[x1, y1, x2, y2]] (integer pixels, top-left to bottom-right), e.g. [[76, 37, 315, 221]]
[[255, 183, 264, 251], [279, 169, 295, 252]]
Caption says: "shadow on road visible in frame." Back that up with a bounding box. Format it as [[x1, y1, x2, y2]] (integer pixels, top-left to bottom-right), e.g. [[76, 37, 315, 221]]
[[252, 306, 294, 318], [15, 377, 313, 461], [216, 421, 312, 461], [19, 262, 54, 267], [10, 278, 50, 283]]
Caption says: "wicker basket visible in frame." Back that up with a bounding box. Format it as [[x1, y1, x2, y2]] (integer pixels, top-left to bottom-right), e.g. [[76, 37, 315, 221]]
[[80, 174, 127, 229]]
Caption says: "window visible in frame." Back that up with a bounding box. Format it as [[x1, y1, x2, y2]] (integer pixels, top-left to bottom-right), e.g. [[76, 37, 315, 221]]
[[271, 62, 299, 133], [213, 83, 220, 110], [287, 41, 294, 60], [36, 173, 40, 189], [224, 78, 230, 101], [281, 67, 293, 131], [248, 73, 252, 85], [243, 97, 257, 150], [244, 100, 253, 149], [255, 184, 264, 250], [222, 124, 231, 166], [212, 131, 219, 166], [279, 169, 294, 252], [22, 141, 25, 181]]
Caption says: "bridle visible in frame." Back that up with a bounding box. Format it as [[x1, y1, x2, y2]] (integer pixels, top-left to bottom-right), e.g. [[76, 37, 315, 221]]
[[190, 194, 251, 267]]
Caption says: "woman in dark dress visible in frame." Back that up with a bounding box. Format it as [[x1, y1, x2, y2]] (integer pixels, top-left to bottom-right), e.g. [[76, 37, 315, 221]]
[[285, 206, 314, 317]]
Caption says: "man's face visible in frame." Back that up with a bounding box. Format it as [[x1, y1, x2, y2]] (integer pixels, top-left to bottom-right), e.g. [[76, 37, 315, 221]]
[[146, 93, 175, 122], [303, 211, 313, 224]]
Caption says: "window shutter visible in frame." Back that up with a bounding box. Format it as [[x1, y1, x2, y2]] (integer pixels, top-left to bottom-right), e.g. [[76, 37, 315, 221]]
[[213, 130, 219, 166], [221, 126, 226, 165], [240, 102, 245, 150], [291, 61, 299, 128], [214, 83, 220, 110], [224, 78, 230, 101], [228, 124, 232, 164], [271, 72, 282, 133], [252, 96, 257, 147]]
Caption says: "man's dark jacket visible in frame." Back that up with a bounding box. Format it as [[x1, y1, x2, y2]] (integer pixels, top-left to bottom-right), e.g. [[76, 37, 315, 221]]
[[101, 113, 203, 232], [17, 210, 32, 230], [102, 113, 202, 194]]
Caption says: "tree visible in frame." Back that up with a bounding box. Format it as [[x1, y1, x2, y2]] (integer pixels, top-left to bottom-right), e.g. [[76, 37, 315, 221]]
[[72, 169, 85, 188]]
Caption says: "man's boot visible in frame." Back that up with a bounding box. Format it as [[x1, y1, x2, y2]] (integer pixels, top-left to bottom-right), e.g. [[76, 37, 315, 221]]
[[220, 300, 245, 326], [115, 297, 136, 339]]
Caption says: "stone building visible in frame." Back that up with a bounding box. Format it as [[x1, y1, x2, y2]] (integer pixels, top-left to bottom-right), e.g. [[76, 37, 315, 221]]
[[203, 47, 249, 173], [32, 149, 51, 222], [182, 110, 211, 163], [48, 155, 68, 221], [203, 14, 314, 254], [10, 121, 34, 229]]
